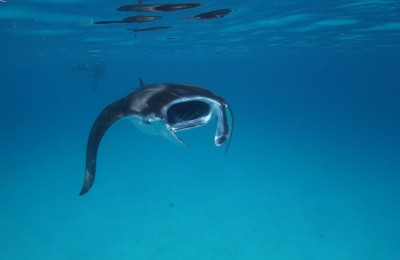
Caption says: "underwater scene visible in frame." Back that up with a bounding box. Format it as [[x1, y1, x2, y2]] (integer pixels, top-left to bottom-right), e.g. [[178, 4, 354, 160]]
[[1, 0, 399, 259]]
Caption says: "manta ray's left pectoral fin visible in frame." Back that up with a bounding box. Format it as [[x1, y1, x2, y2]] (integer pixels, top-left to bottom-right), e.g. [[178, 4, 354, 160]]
[[157, 121, 192, 148], [168, 130, 191, 148]]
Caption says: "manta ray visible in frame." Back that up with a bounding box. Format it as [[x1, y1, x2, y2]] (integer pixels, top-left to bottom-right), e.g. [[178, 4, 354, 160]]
[[79, 79, 233, 195]]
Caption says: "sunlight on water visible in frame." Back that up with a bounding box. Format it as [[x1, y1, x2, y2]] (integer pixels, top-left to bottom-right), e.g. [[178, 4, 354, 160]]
[[1, 0, 399, 59]]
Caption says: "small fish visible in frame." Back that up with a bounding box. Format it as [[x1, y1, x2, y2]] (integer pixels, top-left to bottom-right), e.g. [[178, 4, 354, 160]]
[[127, 26, 171, 32], [186, 8, 235, 20], [117, 3, 201, 12], [95, 15, 161, 24]]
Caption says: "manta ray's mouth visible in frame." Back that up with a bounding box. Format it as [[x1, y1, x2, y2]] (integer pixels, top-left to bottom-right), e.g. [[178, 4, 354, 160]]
[[166, 100, 212, 131]]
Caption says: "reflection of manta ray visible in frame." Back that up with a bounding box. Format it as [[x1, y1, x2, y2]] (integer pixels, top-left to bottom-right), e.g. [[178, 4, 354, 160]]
[[79, 78, 234, 195], [74, 62, 106, 90]]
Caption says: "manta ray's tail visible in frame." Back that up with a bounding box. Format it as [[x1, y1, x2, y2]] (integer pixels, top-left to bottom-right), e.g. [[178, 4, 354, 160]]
[[79, 97, 131, 196]]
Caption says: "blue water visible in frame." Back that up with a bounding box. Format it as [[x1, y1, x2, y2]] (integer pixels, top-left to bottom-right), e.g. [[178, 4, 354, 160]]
[[1, 0, 400, 259]]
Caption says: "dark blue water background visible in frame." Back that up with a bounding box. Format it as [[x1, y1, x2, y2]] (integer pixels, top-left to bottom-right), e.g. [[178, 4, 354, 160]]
[[1, 0, 399, 259]]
